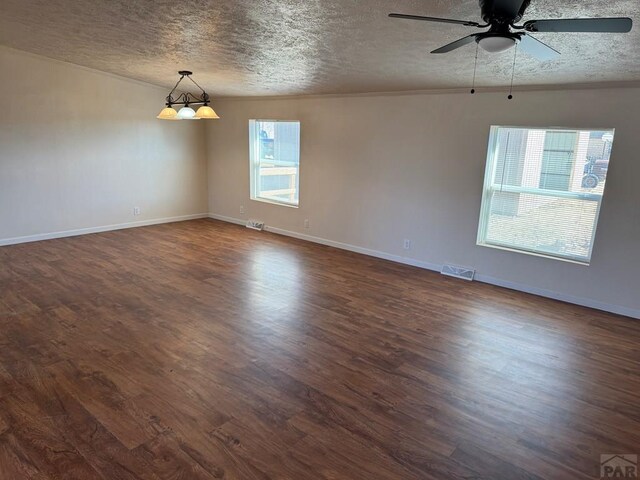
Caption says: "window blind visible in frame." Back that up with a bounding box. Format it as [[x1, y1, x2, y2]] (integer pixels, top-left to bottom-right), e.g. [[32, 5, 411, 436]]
[[478, 126, 614, 264], [249, 120, 301, 207]]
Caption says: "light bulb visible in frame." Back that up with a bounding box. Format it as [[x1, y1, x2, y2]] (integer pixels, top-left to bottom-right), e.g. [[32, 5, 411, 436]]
[[177, 106, 197, 119]]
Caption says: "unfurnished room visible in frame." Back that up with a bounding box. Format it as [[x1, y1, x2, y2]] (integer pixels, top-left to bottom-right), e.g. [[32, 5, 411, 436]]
[[0, 1, 639, 479]]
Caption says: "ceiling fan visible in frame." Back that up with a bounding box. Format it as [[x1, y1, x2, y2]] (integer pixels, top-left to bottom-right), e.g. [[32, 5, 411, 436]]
[[389, 0, 632, 61]]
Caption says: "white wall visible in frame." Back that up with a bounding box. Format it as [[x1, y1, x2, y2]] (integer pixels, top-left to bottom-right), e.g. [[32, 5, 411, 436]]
[[206, 87, 640, 318], [0, 46, 208, 243]]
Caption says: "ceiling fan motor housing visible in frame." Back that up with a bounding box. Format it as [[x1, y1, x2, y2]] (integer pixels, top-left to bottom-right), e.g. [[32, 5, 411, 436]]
[[479, 0, 532, 25]]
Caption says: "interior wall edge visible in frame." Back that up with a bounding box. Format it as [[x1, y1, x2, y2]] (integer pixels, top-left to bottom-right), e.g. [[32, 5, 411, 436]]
[[216, 80, 640, 101], [0, 44, 169, 92], [0, 214, 209, 247]]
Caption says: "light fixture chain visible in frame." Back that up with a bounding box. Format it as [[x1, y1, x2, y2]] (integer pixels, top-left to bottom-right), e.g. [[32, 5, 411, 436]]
[[508, 45, 517, 100], [471, 42, 479, 94]]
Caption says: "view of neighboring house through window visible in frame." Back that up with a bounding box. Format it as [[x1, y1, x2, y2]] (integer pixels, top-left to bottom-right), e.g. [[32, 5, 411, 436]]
[[477, 126, 615, 263], [249, 120, 300, 207]]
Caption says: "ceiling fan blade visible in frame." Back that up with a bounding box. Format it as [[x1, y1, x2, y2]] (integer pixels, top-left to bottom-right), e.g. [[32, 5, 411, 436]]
[[431, 35, 478, 54], [517, 34, 560, 61], [388, 13, 483, 28], [523, 17, 632, 33]]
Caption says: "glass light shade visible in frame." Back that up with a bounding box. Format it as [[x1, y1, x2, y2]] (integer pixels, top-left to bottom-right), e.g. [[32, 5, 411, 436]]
[[478, 36, 516, 53], [177, 106, 197, 119], [195, 105, 220, 119], [157, 106, 178, 120]]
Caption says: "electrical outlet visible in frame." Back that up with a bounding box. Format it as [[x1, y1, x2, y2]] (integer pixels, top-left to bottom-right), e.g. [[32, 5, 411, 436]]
[[403, 239, 411, 250], [304, 219, 310, 229], [133, 207, 141, 216], [240, 205, 245, 214]]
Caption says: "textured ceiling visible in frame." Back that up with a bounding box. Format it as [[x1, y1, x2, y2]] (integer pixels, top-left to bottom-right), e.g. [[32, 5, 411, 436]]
[[1, 0, 639, 96]]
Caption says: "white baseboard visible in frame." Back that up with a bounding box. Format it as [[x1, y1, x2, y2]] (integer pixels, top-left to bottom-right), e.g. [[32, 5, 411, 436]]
[[208, 213, 639, 320], [208, 213, 441, 271], [208, 213, 246, 227], [270, 226, 444, 272], [473, 274, 640, 319], [0, 213, 209, 247]]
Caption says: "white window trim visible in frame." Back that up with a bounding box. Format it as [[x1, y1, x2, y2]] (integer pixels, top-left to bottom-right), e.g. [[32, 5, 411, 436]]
[[477, 125, 612, 265], [249, 119, 301, 208]]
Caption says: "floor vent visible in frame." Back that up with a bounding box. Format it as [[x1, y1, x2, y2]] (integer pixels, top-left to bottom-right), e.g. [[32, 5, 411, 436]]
[[441, 264, 475, 281], [246, 219, 265, 231]]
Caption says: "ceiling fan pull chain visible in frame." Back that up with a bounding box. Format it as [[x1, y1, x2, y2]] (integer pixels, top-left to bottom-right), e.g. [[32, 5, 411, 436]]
[[471, 43, 479, 94], [508, 45, 518, 100]]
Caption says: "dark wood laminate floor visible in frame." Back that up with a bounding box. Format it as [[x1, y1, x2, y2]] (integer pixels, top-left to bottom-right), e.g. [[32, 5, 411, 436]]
[[0, 219, 638, 480]]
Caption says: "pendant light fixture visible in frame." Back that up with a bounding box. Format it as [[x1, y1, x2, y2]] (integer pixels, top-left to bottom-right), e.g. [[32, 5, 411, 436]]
[[157, 71, 220, 120]]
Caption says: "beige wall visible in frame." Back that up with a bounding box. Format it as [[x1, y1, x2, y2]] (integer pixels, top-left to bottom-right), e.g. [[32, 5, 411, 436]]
[[206, 87, 640, 318], [2, 43, 638, 318], [0, 46, 208, 242]]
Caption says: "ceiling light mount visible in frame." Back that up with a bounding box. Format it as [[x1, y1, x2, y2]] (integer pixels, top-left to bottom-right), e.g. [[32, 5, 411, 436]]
[[157, 71, 219, 120]]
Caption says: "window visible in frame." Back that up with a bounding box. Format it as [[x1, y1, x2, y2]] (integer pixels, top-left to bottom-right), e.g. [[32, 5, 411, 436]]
[[249, 120, 300, 207], [478, 126, 615, 264]]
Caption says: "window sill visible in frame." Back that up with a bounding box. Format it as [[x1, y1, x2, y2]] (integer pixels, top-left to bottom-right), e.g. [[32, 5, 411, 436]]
[[477, 241, 591, 266], [251, 196, 299, 209]]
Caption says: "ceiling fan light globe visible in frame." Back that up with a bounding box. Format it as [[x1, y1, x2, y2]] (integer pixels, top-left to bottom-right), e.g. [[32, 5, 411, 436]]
[[478, 36, 517, 53]]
